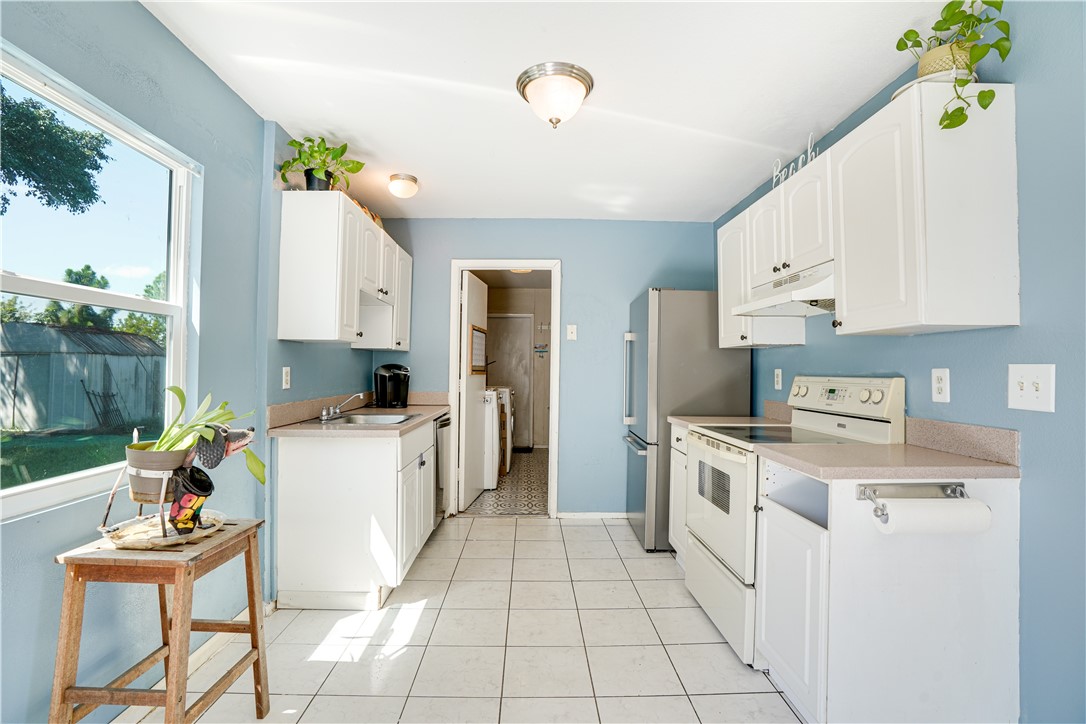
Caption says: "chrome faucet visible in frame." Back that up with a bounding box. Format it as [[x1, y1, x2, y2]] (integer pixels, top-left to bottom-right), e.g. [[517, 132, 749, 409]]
[[320, 392, 366, 422]]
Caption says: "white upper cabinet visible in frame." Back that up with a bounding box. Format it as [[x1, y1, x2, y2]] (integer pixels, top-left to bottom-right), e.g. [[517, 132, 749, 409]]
[[392, 247, 413, 351], [780, 152, 833, 276], [832, 83, 1019, 335], [379, 232, 398, 306], [718, 220, 805, 348], [746, 192, 783, 289], [278, 191, 368, 343], [359, 216, 382, 298]]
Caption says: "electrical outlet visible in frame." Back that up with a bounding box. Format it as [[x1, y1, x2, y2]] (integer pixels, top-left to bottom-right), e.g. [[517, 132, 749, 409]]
[[931, 368, 950, 403], [282, 366, 291, 390], [1008, 364, 1055, 412], [774, 369, 782, 390], [566, 324, 577, 341]]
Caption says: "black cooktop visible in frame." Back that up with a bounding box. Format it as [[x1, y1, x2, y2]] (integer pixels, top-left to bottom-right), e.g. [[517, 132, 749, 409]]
[[698, 425, 862, 445]]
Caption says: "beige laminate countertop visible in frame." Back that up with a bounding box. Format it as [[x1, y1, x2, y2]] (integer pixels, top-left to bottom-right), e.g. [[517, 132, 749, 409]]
[[667, 416, 785, 428], [754, 443, 1020, 480], [268, 405, 449, 439]]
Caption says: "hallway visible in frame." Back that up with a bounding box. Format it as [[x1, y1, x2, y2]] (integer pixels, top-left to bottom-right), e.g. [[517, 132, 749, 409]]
[[464, 449, 548, 517]]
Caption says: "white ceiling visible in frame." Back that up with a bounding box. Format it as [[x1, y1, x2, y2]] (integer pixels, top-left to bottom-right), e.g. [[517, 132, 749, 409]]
[[145, 1, 939, 222], [472, 269, 551, 289]]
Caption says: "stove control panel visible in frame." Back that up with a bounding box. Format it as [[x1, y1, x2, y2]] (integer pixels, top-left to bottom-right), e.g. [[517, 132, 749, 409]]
[[787, 375, 905, 420]]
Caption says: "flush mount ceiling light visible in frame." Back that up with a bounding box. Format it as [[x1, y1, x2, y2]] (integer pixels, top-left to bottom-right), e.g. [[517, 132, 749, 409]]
[[388, 174, 419, 199], [510, 269, 533, 274], [516, 62, 594, 129]]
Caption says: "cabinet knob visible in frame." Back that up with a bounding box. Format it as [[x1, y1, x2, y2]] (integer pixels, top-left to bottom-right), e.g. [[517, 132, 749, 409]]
[[772, 265, 781, 273], [831, 319, 842, 328], [740, 334, 748, 341], [676, 437, 682, 443], [419, 459, 427, 467], [396, 341, 402, 346], [781, 262, 791, 270], [356, 331, 364, 337]]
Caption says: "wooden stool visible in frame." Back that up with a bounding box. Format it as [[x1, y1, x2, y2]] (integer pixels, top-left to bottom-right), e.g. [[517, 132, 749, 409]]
[[49, 519, 270, 724]]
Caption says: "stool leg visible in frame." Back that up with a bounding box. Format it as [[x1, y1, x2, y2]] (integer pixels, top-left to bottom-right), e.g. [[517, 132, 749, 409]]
[[164, 568, 193, 724], [49, 565, 87, 724], [158, 584, 171, 682], [244, 531, 270, 718]]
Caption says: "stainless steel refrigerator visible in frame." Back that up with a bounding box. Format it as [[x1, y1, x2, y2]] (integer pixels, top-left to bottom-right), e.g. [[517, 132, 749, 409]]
[[624, 289, 750, 550]]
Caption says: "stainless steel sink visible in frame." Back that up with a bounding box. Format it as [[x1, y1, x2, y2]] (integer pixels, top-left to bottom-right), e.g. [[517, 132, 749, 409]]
[[335, 413, 416, 425]]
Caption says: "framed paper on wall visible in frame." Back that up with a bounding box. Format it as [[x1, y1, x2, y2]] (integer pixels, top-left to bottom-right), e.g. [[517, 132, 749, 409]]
[[471, 325, 487, 374]]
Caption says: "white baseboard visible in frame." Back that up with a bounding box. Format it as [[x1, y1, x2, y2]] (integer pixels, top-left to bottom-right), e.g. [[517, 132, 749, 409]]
[[557, 512, 628, 519], [278, 589, 381, 610], [113, 601, 275, 723]]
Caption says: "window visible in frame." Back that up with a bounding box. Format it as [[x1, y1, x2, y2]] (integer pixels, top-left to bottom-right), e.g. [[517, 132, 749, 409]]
[[0, 47, 197, 518]]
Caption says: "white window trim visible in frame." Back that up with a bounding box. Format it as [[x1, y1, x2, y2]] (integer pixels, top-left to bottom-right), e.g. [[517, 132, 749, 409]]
[[0, 44, 202, 521]]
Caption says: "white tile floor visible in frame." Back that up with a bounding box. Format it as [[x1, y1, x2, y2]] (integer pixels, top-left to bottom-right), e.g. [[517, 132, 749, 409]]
[[129, 517, 799, 724]]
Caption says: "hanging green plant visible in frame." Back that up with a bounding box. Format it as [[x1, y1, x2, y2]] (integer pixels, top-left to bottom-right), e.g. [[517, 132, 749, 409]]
[[896, 0, 1012, 129], [279, 136, 365, 190]]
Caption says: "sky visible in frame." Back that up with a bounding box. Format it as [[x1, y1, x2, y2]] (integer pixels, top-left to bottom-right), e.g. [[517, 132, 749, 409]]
[[1, 77, 171, 306]]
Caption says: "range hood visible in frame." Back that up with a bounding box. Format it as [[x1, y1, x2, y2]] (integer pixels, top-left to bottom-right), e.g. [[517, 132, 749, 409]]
[[732, 261, 835, 317]]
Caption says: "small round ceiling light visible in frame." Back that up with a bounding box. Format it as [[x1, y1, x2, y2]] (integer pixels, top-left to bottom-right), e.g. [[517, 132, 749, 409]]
[[516, 62, 594, 129], [388, 174, 419, 199], [510, 269, 533, 274]]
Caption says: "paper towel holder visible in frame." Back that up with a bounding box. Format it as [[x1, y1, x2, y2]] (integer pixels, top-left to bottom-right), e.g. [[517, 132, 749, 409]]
[[857, 483, 968, 524]]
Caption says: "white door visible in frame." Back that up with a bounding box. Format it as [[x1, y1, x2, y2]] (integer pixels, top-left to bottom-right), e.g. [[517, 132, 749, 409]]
[[668, 448, 687, 564], [716, 221, 751, 348], [359, 216, 381, 297], [379, 233, 398, 306], [746, 192, 782, 289], [338, 202, 362, 342], [457, 271, 488, 511], [397, 459, 420, 584], [755, 498, 828, 722], [781, 152, 833, 275], [419, 446, 435, 542], [393, 249, 412, 350]]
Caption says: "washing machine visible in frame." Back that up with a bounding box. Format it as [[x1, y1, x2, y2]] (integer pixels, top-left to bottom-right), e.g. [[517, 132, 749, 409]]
[[482, 390, 500, 490], [488, 386, 514, 475]]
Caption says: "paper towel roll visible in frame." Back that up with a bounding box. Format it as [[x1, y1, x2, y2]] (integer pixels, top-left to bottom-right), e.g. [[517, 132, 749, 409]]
[[873, 498, 991, 535]]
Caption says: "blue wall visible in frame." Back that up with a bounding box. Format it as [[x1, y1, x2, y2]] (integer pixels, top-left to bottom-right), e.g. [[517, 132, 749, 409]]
[[373, 219, 714, 512], [713, 4, 1086, 721], [2, 3, 264, 722]]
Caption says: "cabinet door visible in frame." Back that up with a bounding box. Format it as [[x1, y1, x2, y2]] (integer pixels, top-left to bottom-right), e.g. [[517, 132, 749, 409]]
[[397, 461, 420, 583], [781, 152, 833, 275], [717, 221, 752, 348], [668, 449, 687, 562], [359, 216, 381, 298], [337, 204, 362, 342], [832, 91, 921, 334], [419, 446, 435, 544], [393, 248, 412, 351], [379, 233, 398, 306], [746, 191, 783, 289], [755, 498, 828, 723]]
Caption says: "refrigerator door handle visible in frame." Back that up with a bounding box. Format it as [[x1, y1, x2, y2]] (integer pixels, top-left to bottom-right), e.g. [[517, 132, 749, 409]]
[[623, 332, 636, 424], [624, 435, 648, 456]]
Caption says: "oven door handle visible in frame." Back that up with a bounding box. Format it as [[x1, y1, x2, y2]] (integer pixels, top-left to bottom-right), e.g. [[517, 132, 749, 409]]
[[624, 435, 648, 456]]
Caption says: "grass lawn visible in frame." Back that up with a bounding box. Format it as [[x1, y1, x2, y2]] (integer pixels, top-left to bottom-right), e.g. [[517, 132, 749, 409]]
[[1, 430, 159, 488]]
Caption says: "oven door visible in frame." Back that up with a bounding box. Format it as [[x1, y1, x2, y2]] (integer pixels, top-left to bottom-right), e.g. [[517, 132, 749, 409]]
[[685, 435, 758, 584]]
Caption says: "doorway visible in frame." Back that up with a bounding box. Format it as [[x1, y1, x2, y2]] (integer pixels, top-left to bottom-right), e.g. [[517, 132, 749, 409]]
[[446, 260, 561, 518]]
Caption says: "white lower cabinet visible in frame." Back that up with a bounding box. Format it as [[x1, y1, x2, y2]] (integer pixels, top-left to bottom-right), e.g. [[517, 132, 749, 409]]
[[755, 498, 828, 723], [668, 425, 687, 565], [277, 425, 436, 610]]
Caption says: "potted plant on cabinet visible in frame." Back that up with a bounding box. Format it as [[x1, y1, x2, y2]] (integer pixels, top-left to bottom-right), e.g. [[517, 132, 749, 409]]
[[125, 386, 266, 505], [896, 0, 1012, 128], [279, 136, 366, 190]]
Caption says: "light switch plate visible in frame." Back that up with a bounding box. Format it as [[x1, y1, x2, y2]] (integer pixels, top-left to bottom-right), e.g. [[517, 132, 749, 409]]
[[774, 369, 782, 390], [566, 324, 577, 341], [1008, 363, 1055, 412], [282, 366, 291, 390], [931, 368, 950, 403]]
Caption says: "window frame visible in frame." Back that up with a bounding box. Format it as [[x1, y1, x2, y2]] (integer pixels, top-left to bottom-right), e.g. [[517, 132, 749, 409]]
[[0, 44, 202, 520]]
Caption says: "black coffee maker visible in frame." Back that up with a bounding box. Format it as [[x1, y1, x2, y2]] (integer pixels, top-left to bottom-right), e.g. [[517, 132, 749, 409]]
[[374, 364, 410, 408]]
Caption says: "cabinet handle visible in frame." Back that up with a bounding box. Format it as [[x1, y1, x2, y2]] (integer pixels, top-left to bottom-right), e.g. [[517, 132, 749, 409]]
[[772, 265, 781, 273], [781, 262, 791, 270], [832, 319, 842, 328], [740, 334, 748, 341], [356, 331, 364, 337]]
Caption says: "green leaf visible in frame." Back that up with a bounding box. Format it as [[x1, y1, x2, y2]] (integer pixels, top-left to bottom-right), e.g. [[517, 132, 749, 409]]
[[340, 159, 365, 173], [982, 0, 1003, 12], [904, 29, 920, 41], [977, 89, 996, 108], [948, 9, 969, 24], [995, 19, 1010, 36], [955, 77, 972, 87], [941, 0, 965, 20], [317, 137, 327, 152], [287, 139, 302, 149], [896, 37, 908, 51], [243, 448, 266, 484], [932, 18, 951, 32], [280, 171, 289, 183], [970, 44, 990, 64], [310, 168, 327, 180], [964, 31, 981, 42], [940, 106, 969, 129], [992, 36, 1012, 61], [330, 143, 347, 160]]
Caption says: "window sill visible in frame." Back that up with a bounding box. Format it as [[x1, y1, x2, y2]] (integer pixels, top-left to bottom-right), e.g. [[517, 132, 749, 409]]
[[1, 462, 126, 522]]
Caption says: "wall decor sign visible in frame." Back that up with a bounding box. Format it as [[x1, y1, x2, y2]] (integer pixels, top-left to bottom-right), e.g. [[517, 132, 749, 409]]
[[470, 325, 488, 374], [772, 132, 821, 188]]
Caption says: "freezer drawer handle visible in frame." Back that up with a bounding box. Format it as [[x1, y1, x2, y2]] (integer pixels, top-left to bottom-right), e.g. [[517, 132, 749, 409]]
[[623, 435, 648, 456]]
